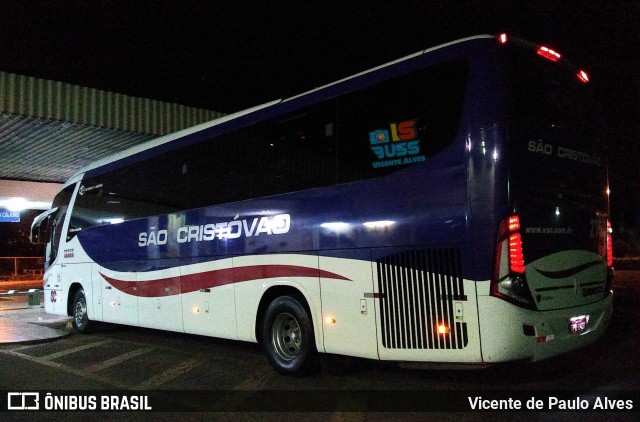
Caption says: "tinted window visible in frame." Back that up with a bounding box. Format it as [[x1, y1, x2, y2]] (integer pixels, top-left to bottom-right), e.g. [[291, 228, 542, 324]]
[[70, 179, 146, 233], [72, 59, 468, 230], [504, 45, 605, 203], [172, 129, 252, 208], [250, 101, 338, 196], [503, 45, 608, 260], [336, 59, 468, 182], [506, 46, 593, 130]]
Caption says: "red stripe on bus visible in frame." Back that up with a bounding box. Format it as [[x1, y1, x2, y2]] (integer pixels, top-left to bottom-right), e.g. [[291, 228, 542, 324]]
[[100, 264, 350, 297]]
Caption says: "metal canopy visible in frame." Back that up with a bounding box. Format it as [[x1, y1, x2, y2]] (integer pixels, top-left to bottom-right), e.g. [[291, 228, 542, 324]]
[[0, 113, 155, 182], [0, 71, 223, 184]]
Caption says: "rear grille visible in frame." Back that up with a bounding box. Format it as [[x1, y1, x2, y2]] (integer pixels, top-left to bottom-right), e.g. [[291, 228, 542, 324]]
[[376, 248, 468, 350]]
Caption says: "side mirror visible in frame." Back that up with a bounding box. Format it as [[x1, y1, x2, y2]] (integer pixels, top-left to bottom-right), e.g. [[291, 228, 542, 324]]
[[30, 208, 58, 244]]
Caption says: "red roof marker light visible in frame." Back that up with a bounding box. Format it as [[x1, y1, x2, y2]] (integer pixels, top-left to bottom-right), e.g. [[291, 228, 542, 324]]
[[577, 69, 590, 84], [537, 46, 561, 62]]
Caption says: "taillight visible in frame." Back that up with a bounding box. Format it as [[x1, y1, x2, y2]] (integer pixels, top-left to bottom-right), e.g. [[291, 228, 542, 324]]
[[492, 215, 535, 309], [604, 219, 614, 294], [507, 215, 520, 231], [606, 220, 613, 267], [509, 232, 525, 273], [498, 215, 525, 274]]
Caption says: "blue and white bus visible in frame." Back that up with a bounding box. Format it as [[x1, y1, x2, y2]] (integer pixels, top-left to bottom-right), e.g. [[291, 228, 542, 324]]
[[32, 34, 613, 375]]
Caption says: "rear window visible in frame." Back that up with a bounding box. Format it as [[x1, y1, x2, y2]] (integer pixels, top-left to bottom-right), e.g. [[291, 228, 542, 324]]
[[508, 46, 593, 130], [504, 44, 607, 205], [501, 43, 608, 260]]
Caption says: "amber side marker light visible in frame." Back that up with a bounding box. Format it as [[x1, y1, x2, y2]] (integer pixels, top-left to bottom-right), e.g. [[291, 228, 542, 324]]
[[325, 316, 336, 324], [437, 323, 450, 335]]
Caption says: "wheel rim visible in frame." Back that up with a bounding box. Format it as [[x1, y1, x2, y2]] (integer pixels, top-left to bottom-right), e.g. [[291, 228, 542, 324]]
[[74, 297, 87, 329], [271, 312, 302, 361]]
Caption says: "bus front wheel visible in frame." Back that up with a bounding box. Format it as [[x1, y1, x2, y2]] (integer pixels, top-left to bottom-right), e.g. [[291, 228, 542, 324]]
[[72, 289, 91, 333], [261, 295, 317, 376]]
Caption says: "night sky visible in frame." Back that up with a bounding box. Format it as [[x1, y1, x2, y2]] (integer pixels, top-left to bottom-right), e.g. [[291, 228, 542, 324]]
[[0, 1, 639, 254]]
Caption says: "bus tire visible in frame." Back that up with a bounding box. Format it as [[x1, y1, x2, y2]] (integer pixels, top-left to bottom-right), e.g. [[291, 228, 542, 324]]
[[261, 295, 317, 376], [72, 289, 91, 333]]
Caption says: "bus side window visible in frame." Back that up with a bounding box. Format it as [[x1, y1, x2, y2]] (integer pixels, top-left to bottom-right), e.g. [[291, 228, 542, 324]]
[[250, 100, 338, 196], [336, 59, 469, 182]]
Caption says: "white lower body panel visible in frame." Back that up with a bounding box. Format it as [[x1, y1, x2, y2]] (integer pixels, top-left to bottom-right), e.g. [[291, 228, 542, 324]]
[[478, 292, 612, 362]]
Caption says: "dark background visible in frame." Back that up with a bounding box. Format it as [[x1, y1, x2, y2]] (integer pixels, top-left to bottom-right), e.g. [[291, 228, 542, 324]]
[[0, 1, 638, 256]]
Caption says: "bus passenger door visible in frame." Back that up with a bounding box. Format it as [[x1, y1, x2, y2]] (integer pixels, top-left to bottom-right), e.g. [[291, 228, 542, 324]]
[[33, 203, 67, 315], [43, 264, 63, 314], [319, 252, 379, 360]]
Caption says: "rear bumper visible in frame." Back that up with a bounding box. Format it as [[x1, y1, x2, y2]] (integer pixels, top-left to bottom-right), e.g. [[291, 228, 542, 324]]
[[477, 293, 612, 362]]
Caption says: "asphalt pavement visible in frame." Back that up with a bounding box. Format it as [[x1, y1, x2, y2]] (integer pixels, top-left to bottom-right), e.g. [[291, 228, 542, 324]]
[[0, 294, 72, 344]]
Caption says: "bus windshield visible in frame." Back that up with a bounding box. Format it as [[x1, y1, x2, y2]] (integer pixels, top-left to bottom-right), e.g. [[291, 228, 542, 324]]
[[508, 43, 604, 199], [505, 42, 608, 261]]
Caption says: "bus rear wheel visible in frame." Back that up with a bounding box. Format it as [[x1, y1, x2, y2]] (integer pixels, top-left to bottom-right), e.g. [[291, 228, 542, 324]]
[[261, 295, 317, 376], [72, 289, 91, 333]]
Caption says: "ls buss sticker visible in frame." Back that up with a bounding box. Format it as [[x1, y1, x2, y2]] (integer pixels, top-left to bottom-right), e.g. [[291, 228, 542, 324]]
[[369, 119, 426, 169]]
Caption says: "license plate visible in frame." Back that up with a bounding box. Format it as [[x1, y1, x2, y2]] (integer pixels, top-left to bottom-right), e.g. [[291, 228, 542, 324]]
[[569, 315, 588, 334]]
